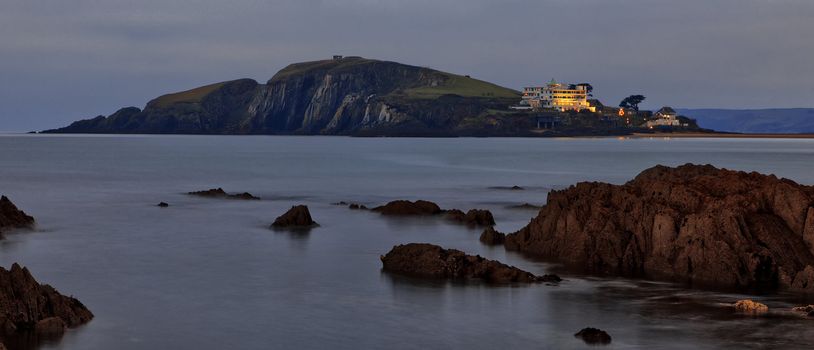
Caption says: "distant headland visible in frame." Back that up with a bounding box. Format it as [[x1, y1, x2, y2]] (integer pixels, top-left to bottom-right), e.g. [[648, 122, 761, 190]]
[[43, 56, 716, 137]]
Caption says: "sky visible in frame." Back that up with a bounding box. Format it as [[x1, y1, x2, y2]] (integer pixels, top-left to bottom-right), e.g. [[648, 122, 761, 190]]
[[1, 0, 813, 132]]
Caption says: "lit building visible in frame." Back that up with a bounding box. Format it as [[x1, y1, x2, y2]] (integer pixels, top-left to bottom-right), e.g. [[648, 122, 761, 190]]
[[645, 106, 687, 128], [521, 79, 596, 112]]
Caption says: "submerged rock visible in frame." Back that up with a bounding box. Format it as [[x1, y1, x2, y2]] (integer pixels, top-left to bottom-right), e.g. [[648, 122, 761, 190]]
[[507, 203, 542, 210], [0, 196, 35, 236], [372, 200, 442, 216], [445, 209, 495, 227], [157, 202, 169, 208], [733, 300, 769, 314], [187, 188, 260, 200], [574, 327, 612, 345], [271, 205, 318, 229], [0, 263, 93, 336], [380, 243, 560, 284], [479, 227, 506, 245], [348, 203, 368, 210], [504, 164, 814, 292]]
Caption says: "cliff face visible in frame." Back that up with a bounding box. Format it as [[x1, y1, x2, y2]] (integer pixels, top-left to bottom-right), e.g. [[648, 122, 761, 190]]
[[504, 164, 814, 292], [45, 57, 519, 136]]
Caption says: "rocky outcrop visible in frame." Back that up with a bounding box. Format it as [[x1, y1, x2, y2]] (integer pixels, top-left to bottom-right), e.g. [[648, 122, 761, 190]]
[[380, 243, 560, 284], [480, 227, 506, 245], [0, 264, 93, 336], [733, 300, 768, 314], [792, 305, 814, 317], [157, 202, 169, 207], [372, 200, 442, 216], [507, 203, 542, 210], [574, 328, 612, 345], [504, 164, 814, 292], [187, 188, 260, 200], [0, 196, 34, 239], [270, 205, 318, 229], [445, 209, 495, 227], [44, 57, 520, 136]]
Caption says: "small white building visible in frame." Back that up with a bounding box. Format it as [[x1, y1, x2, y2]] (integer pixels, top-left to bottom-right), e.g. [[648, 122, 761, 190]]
[[645, 106, 687, 128]]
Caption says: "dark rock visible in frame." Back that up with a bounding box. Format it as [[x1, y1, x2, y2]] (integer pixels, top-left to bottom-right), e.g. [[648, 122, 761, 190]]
[[348, 203, 368, 210], [0, 263, 93, 336], [372, 200, 442, 216], [380, 243, 554, 284], [504, 163, 814, 292], [480, 227, 506, 245], [0, 196, 35, 238], [575, 327, 612, 345], [510, 185, 524, 190], [271, 205, 318, 229], [187, 188, 260, 200], [332, 201, 349, 206], [445, 209, 495, 227], [157, 202, 169, 207], [792, 304, 814, 316], [34, 317, 66, 335]]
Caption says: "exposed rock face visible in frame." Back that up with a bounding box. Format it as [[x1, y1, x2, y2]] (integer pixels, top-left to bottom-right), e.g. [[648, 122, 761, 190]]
[[445, 209, 495, 227], [0, 196, 35, 239], [574, 328, 612, 345], [480, 227, 506, 245], [372, 200, 442, 216], [733, 300, 768, 314], [504, 164, 814, 291], [380, 243, 560, 284], [44, 57, 519, 136], [0, 264, 93, 335], [271, 205, 318, 229], [187, 188, 260, 200]]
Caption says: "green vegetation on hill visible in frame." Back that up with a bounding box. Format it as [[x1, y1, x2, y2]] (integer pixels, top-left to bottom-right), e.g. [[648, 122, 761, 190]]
[[403, 73, 520, 99], [147, 81, 228, 108]]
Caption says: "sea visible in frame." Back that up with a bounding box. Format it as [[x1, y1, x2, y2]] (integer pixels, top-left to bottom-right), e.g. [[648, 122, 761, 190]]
[[1, 134, 813, 349]]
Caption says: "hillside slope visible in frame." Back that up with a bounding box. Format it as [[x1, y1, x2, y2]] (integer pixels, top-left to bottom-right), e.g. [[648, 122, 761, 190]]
[[678, 108, 814, 133], [44, 57, 521, 136]]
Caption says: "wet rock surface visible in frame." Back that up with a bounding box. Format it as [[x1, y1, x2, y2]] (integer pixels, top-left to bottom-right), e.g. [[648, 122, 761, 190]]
[[733, 300, 769, 314], [0, 196, 35, 238], [0, 264, 93, 337], [574, 327, 612, 345], [504, 164, 814, 292], [380, 243, 560, 284], [271, 205, 318, 229], [372, 200, 442, 216], [187, 188, 260, 200], [479, 227, 506, 245]]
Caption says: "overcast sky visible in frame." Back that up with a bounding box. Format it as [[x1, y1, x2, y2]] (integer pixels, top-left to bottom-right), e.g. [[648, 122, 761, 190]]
[[1, 0, 813, 131]]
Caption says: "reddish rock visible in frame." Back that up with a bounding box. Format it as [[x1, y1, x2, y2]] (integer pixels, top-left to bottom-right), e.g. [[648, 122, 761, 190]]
[[480, 227, 506, 245], [733, 300, 768, 314], [0, 196, 35, 238], [380, 243, 560, 284], [372, 200, 442, 216], [574, 327, 612, 345], [187, 188, 260, 200], [0, 264, 93, 335], [34, 317, 66, 335], [271, 205, 318, 229], [791, 304, 814, 317], [504, 164, 814, 291]]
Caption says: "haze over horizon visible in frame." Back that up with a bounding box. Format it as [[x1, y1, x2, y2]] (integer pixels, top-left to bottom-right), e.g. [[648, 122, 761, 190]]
[[2, 0, 813, 132]]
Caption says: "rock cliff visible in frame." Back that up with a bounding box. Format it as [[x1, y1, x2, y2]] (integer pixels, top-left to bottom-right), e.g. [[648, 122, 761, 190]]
[[0, 196, 34, 239], [44, 57, 519, 136], [504, 164, 814, 292], [0, 264, 93, 335]]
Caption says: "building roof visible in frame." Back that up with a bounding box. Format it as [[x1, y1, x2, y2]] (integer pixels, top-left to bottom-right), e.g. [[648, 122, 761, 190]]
[[657, 106, 676, 115]]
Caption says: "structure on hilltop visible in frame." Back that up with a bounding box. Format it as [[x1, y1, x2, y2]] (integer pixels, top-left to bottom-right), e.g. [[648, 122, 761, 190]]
[[518, 79, 596, 112]]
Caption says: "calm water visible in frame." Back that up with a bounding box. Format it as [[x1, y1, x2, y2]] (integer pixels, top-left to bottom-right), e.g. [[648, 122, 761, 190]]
[[1, 134, 814, 350]]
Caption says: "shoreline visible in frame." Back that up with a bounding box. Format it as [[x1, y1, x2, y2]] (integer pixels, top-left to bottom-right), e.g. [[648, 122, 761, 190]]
[[629, 132, 814, 139]]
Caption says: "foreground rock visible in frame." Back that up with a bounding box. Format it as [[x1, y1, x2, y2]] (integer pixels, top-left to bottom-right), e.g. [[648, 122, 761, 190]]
[[733, 300, 769, 315], [270, 205, 318, 229], [479, 227, 506, 245], [0, 196, 35, 239], [445, 209, 495, 227], [504, 164, 814, 292], [0, 264, 93, 336], [792, 305, 814, 317], [372, 200, 442, 216], [574, 328, 612, 345], [187, 188, 260, 200], [380, 243, 560, 284]]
